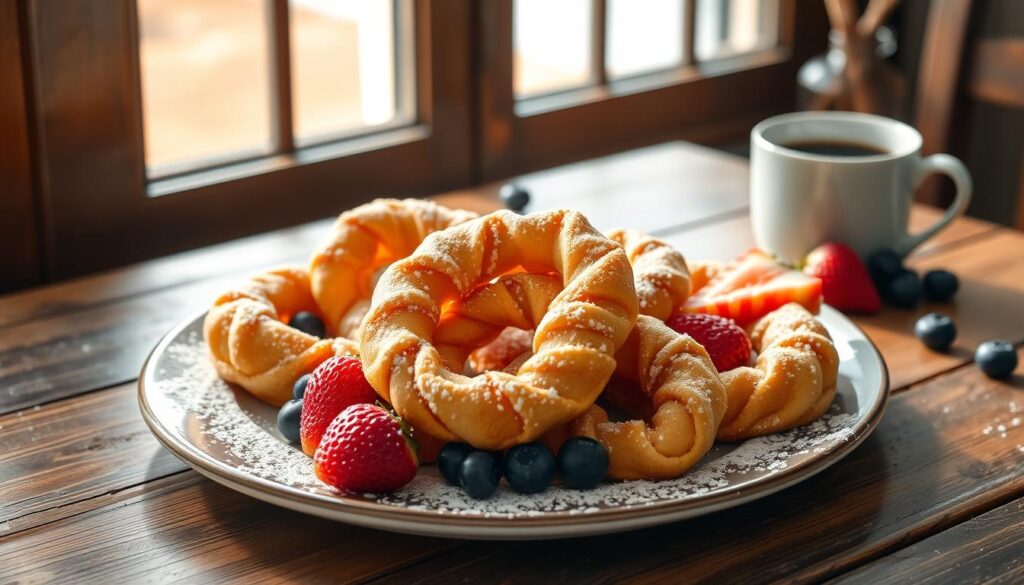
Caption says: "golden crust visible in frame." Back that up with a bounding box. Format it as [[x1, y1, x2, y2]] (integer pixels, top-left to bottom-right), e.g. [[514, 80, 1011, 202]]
[[607, 228, 691, 320], [359, 210, 639, 450], [310, 198, 477, 338], [561, 316, 727, 480], [203, 267, 358, 406], [717, 303, 839, 440]]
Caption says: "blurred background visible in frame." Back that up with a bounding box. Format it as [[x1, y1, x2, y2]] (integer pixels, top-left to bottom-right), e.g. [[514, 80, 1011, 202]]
[[2, 0, 1022, 293]]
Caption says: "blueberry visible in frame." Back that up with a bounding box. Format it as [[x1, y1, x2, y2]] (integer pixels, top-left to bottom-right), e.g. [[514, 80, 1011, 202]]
[[277, 399, 303, 444], [923, 270, 959, 302], [293, 373, 311, 400], [914, 313, 957, 351], [975, 340, 1018, 379], [885, 270, 922, 309], [289, 311, 325, 338], [437, 442, 474, 486], [557, 437, 609, 489], [867, 249, 904, 288], [504, 442, 557, 494], [459, 451, 502, 499], [499, 183, 531, 212]]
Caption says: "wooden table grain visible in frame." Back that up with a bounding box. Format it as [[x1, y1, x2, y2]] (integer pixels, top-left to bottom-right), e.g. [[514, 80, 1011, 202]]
[[2, 142, 1023, 584]]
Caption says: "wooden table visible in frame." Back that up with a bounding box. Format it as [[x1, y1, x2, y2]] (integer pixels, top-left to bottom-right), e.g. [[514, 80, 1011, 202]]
[[3, 142, 1023, 584]]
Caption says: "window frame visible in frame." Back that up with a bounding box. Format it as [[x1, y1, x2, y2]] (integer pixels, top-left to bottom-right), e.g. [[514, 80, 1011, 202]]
[[23, 0, 474, 279], [476, 0, 826, 179]]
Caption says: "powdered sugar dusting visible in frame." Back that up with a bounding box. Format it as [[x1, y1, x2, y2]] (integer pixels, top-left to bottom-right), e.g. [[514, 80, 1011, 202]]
[[151, 331, 862, 519]]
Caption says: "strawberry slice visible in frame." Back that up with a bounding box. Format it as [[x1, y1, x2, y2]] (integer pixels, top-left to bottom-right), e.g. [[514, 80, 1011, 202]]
[[804, 242, 881, 313], [684, 248, 822, 325]]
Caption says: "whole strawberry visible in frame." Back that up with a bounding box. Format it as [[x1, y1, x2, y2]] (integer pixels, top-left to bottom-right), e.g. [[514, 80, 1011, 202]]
[[804, 242, 881, 313], [300, 356, 379, 456], [314, 404, 419, 493], [665, 313, 752, 372]]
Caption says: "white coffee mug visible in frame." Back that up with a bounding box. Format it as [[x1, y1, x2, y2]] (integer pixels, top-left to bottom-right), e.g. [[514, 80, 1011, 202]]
[[750, 111, 972, 263]]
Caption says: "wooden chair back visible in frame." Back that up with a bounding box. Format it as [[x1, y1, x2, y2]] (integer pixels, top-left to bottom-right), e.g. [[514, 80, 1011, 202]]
[[914, 0, 1024, 228]]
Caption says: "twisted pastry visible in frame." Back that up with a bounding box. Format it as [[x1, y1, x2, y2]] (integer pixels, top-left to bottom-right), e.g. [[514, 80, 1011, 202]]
[[608, 229, 691, 320], [558, 316, 727, 480], [310, 198, 477, 339], [360, 210, 638, 450], [717, 303, 839, 440], [204, 267, 358, 405]]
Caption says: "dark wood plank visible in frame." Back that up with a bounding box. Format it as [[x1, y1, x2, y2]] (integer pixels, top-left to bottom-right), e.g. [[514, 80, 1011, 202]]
[[0, 382, 186, 534], [368, 349, 1024, 585], [0, 472, 460, 584], [0, 0, 41, 292], [832, 497, 1024, 584], [3, 350, 1022, 583], [968, 39, 1024, 109]]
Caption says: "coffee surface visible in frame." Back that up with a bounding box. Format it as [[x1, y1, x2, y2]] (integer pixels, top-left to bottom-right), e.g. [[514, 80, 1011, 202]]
[[782, 140, 887, 157]]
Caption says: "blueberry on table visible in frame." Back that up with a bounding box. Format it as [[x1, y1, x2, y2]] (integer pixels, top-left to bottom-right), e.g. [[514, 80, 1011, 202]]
[[885, 270, 922, 309], [292, 373, 311, 400], [277, 399, 303, 444], [915, 313, 957, 351], [504, 442, 556, 494], [289, 311, 325, 338], [459, 450, 502, 499], [923, 270, 959, 302], [975, 341, 1018, 379], [499, 183, 531, 212], [437, 442, 474, 486], [557, 437, 609, 490], [867, 249, 904, 288]]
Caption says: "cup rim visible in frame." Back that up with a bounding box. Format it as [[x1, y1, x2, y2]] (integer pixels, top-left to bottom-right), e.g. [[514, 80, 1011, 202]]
[[751, 111, 922, 163]]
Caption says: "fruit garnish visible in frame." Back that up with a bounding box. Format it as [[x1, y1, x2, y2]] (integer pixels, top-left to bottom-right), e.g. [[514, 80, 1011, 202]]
[[866, 249, 904, 289], [557, 436, 608, 490], [437, 442, 474, 486], [459, 450, 502, 499], [664, 313, 752, 372], [884, 270, 922, 309], [292, 373, 310, 400], [975, 341, 1018, 379], [683, 248, 821, 324], [923, 269, 959, 302], [504, 442, 557, 495], [288, 311, 326, 338], [915, 313, 956, 351], [313, 403, 419, 493], [300, 356, 379, 455], [803, 242, 881, 314], [277, 399, 302, 445]]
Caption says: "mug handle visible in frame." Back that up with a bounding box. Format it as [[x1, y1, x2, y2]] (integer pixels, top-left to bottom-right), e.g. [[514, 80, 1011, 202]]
[[895, 153, 973, 257]]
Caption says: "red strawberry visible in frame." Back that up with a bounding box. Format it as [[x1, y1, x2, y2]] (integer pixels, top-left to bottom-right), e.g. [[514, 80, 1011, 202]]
[[665, 313, 753, 372], [314, 403, 419, 493], [803, 243, 881, 313], [300, 356, 379, 456]]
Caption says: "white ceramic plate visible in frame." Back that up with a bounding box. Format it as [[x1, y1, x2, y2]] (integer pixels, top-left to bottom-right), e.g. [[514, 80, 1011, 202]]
[[139, 306, 888, 540]]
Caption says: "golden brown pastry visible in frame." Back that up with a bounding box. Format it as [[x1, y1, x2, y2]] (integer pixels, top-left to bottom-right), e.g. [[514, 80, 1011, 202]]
[[717, 303, 839, 440], [203, 267, 358, 405], [309, 198, 477, 339], [359, 210, 638, 450]]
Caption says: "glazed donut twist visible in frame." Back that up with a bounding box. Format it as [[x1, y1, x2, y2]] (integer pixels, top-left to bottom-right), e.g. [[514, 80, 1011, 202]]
[[204, 267, 358, 405], [359, 210, 639, 450], [608, 229, 691, 320], [564, 316, 727, 480], [310, 198, 477, 339], [717, 303, 839, 440]]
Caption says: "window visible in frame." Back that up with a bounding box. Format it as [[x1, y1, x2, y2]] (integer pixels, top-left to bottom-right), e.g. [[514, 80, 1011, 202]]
[[9, 0, 824, 288]]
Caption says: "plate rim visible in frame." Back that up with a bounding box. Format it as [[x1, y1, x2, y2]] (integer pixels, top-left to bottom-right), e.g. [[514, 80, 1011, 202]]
[[138, 306, 890, 538]]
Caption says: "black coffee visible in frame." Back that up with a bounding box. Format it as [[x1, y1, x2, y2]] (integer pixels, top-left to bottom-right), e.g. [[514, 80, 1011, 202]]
[[782, 140, 887, 157]]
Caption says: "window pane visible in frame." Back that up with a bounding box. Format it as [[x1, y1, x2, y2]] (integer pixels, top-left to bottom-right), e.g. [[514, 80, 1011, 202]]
[[290, 0, 401, 142], [695, 0, 779, 61], [514, 0, 592, 98], [607, 0, 684, 79], [138, 0, 272, 173]]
